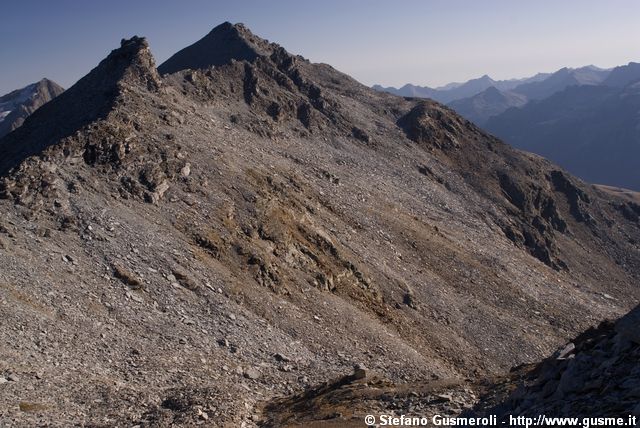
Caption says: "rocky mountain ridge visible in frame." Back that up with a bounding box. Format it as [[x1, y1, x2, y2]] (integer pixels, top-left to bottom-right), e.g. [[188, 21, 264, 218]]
[[0, 22, 638, 426]]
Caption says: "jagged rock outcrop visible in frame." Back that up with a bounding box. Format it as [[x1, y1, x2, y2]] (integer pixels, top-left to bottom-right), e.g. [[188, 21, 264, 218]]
[[0, 23, 639, 426], [0, 78, 64, 138], [397, 102, 466, 151], [0, 36, 160, 177], [469, 305, 640, 420], [0, 36, 174, 211]]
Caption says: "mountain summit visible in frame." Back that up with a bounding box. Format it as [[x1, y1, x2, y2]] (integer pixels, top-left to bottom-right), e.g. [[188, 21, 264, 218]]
[[158, 22, 275, 74], [1, 23, 639, 426]]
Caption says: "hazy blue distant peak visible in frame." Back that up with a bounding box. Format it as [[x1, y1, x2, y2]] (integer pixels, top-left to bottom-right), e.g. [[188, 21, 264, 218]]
[[446, 86, 528, 125], [373, 70, 557, 103], [372, 62, 636, 105], [485, 82, 640, 190], [582, 64, 609, 71], [434, 81, 464, 90], [602, 62, 640, 87]]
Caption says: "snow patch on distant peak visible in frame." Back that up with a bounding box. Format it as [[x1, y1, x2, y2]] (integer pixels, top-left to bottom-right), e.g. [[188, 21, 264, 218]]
[[0, 109, 11, 123]]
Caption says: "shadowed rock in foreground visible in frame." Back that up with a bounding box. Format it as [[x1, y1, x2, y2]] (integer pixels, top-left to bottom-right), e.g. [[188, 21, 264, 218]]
[[468, 305, 640, 421]]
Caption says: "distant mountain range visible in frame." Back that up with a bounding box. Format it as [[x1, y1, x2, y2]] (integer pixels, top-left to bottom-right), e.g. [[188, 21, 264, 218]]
[[0, 78, 64, 138], [376, 62, 640, 190], [513, 65, 610, 100], [372, 72, 549, 104], [441, 66, 611, 126], [485, 64, 640, 190], [373, 65, 611, 124]]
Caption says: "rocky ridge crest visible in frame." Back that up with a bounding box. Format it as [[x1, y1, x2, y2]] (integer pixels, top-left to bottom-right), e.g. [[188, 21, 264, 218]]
[[0, 23, 639, 426]]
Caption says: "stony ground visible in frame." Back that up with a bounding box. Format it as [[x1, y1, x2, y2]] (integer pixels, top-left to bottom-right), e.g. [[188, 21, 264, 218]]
[[0, 23, 639, 427], [468, 305, 640, 422]]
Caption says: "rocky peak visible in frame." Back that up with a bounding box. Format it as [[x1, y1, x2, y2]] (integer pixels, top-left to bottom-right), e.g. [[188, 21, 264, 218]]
[[157, 22, 276, 74], [603, 61, 640, 87], [0, 36, 160, 176], [98, 36, 161, 91]]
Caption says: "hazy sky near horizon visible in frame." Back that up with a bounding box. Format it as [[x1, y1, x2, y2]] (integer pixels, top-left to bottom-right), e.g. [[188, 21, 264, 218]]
[[1, 0, 639, 94]]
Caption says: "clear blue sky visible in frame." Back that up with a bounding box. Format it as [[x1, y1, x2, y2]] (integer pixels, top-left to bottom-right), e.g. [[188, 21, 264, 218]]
[[2, 0, 639, 94]]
